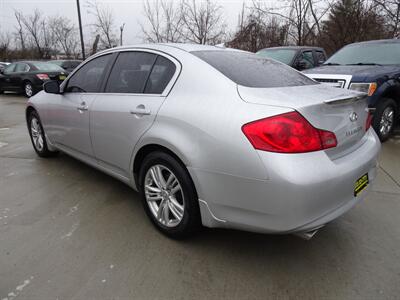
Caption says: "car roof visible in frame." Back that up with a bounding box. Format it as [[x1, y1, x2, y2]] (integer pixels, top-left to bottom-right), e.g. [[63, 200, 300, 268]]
[[346, 38, 400, 47], [259, 46, 324, 51], [96, 43, 236, 57]]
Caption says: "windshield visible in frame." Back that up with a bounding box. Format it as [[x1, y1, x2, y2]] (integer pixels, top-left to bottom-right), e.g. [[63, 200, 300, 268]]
[[31, 62, 64, 71], [325, 42, 400, 65], [256, 49, 297, 65], [192, 50, 316, 88]]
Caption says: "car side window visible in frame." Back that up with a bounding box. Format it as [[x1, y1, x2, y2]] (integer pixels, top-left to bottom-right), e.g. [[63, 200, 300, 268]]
[[66, 54, 112, 93], [144, 56, 176, 94], [15, 63, 29, 72], [300, 51, 315, 69], [3, 63, 16, 74], [316, 51, 326, 65], [105, 51, 157, 94]]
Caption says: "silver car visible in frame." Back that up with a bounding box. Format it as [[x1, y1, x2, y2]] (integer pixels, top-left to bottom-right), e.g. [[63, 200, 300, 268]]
[[26, 44, 381, 239]]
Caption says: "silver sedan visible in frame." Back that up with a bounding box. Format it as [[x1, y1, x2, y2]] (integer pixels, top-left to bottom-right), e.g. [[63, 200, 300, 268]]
[[26, 44, 381, 239]]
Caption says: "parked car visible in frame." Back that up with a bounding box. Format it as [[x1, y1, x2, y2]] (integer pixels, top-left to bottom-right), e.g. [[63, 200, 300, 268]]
[[0, 62, 10, 73], [256, 46, 327, 70], [48, 59, 82, 73], [26, 44, 380, 239], [0, 61, 68, 97], [304, 39, 400, 141]]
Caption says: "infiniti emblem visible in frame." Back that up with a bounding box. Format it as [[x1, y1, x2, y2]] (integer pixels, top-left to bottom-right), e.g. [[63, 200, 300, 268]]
[[349, 112, 358, 122]]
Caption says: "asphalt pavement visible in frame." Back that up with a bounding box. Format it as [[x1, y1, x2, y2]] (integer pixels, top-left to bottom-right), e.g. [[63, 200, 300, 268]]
[[0, 93, 399, 300]]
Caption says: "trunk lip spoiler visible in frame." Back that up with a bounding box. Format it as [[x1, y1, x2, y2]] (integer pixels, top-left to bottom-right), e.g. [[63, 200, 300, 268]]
[[323, 94, 367, 105]]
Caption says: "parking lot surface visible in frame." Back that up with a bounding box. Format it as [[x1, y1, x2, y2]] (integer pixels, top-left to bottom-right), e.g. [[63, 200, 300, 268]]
[[0, 93, 399, 300]]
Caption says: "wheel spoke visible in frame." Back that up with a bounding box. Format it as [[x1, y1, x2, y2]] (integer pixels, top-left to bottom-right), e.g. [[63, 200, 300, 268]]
[[145, 185, 162, 193], [168, 199, 183, 220], [155, 165, 167, 188], [149, 168, 162, 189], [156, 201, 165, 220], [165, 173, 174, 188], [170, 183, 181, 195], [162, 202, 170, 224]]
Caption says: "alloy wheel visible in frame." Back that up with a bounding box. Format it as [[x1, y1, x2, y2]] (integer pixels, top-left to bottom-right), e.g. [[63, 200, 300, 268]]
[[31, 117, 44, 151], [144, 165, 185, 228], [379, 106, 394, 136], [25, 83, 33, 97]]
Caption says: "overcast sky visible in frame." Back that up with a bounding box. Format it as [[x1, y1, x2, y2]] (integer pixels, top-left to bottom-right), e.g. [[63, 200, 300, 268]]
[[0, 0, 268, 44]]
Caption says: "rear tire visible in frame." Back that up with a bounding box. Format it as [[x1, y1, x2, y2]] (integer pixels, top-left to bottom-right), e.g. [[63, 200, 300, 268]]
[[373, 98, 397, 142], [138, 151, 201, 239], [24, 81, 35, 98], [28, 110, 58, 157]]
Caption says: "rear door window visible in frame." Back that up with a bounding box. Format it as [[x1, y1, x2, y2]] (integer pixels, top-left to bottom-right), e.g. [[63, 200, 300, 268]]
[[192, 50, 316, 88], [15, 63, 29, 72], [105, 52, 157, 94], [299, 51, 315, 69], [315, 51, 326, 65], [66, 54, 112, 93], [144, 55, 176, 94]]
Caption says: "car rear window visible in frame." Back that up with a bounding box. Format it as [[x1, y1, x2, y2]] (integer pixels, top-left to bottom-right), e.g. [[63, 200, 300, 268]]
[[31, 62, 64, 72], [191, 50, 317, 88], [256, 49, 297, 65]]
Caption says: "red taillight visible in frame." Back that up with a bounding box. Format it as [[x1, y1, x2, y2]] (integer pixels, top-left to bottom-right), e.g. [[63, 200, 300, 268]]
[[36, 73, 49, 80], [242, 111, 337, 153], [365, 112, 373, 131]]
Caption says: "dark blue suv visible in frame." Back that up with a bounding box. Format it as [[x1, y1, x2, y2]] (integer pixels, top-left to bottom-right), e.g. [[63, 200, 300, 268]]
[[304, 39, 400, 141]]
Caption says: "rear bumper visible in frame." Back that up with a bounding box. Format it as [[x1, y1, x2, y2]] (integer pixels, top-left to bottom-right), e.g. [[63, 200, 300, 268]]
[[190, 129, 381, 234]]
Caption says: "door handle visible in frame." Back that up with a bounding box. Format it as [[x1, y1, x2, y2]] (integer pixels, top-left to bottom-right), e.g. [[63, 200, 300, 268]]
[[77, 101, 88, 112], [130, 104, 151, 116]]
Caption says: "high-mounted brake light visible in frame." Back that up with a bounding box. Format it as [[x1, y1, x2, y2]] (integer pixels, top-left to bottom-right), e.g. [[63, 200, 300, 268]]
[[36, 73, 50, 80], [242, 111, 337, 153]]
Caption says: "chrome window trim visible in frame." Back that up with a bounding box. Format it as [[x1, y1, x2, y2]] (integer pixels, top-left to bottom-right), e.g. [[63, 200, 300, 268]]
[[61, 48, 182, 97]]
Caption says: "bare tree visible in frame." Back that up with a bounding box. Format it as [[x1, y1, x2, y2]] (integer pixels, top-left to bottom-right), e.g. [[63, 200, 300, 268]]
[[318, 0, 389, 54], [228, 5, 289, 52], [87, 0, 117, 49], [253, 0, 330, 46], [20, 9, 45, 57], [372, 0, 400, 37], [0, 29, 12, 60], [141, 0, 183, 43], [14, 11, 26, 51], [49, 16, 79, 58], [180, 0, 227, 44], [16, 9, 57, 58]]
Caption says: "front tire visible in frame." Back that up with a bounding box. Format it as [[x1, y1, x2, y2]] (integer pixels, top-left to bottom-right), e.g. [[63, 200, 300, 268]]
[[138, 151, 201, 239], [24, 81, 35, 98], [28, 110, 58, 157], [373, 98, 397, 142]]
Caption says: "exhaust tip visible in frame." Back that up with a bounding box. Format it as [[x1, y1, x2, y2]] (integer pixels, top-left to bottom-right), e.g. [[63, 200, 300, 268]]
[[294, 229, 319, 240]]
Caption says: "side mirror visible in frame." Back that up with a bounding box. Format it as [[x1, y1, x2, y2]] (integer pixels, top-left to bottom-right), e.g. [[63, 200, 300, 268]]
[[43, 80, 60, 94]]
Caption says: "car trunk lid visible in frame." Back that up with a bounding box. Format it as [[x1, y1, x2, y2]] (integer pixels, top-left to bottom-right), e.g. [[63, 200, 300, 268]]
[[237, 84, 370, 156]]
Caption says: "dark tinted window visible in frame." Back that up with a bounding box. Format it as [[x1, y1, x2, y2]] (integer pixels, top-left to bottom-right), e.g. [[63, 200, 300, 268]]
[[15, 63, 29, 72], [31, 62, 64, 71], [256, 49, 297, 65], [316, 51, 326, 64], [4, 63, 16, 74], [192, 50, 316, 88], [106, 52, 156, 93], [66, 54, 111, 93], [70, 61, 81, 68], [298, 51, 314, 69], [144, 56, 176, 94]]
